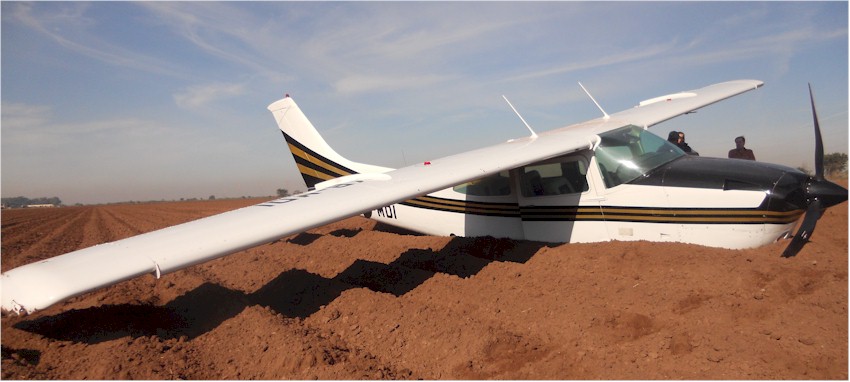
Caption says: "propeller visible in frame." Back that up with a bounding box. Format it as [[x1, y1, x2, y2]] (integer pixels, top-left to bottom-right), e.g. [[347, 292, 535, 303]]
[[781, 84, 848, 257]]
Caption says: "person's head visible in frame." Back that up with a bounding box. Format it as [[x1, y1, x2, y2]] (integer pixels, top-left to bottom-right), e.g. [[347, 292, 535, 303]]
[[735, 136, 745, 149], [677, 132, 685, 143], [668, 131, 679, 143]]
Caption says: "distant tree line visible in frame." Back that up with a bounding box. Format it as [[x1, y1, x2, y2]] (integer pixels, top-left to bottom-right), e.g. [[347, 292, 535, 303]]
[[797, 153, 848, 178], [1, 189, 305, 208], [277, 188, 303, 197], [824, 153, 848, 177], [2, 196, 62, 208]]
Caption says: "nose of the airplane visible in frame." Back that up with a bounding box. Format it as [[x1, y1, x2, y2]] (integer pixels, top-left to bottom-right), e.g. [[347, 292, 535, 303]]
[[781, 176, 848, 258], [806, 178, 848, 208]]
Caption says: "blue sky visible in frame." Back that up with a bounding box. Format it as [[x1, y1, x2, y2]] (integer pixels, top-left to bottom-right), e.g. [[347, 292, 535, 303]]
[[2, 2, 847, 205]]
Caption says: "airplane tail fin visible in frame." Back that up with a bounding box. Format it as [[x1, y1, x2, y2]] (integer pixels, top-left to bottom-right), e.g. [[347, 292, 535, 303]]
[[267, 95, 392, 189]]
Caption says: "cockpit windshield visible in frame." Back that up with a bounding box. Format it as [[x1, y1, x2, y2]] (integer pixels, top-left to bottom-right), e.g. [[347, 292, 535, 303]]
[[595, 125, 685, 188]]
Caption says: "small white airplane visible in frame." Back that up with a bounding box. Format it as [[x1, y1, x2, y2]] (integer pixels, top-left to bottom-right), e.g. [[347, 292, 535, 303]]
[[1, 80, 846, 315]]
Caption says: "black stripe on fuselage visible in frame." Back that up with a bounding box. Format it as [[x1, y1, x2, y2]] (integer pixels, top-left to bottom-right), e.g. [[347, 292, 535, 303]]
[[395, 197, 802, 225], [401, 196, 521, 218], [519, 205, 803, 224]]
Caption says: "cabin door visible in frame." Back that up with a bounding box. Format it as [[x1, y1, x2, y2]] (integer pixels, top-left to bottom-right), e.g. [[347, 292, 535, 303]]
[[514, 153, 607, 243]]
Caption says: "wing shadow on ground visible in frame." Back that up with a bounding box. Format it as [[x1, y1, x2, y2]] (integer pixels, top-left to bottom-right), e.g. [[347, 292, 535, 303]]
[[15, 234, 549, 344]]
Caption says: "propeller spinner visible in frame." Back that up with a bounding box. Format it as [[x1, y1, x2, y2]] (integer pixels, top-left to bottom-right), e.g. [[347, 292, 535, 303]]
[[781, 84, 848, 257]]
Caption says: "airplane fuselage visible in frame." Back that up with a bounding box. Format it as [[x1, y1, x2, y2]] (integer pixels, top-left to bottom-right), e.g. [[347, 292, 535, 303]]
[[367, 125, 806, 249]]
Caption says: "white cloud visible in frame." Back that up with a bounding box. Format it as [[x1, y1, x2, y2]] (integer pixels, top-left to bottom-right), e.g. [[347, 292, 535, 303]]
[[2, 102, 179, 149], [1, 103, 52, 129], [658, 25, 847, 75], [6, 2, 186, 79], [173, 82, 247, 110], [501, 43, 677, 83], [333, 74, 451, 95], [137, 2, 287, 83]]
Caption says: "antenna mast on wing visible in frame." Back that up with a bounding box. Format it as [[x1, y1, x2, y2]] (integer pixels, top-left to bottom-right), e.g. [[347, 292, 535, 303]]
[[502, 95, 537, 138], [578, 82, 610, 120]]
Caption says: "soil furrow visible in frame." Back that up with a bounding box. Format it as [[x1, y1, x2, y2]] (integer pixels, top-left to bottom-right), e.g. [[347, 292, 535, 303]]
[[2, 207, 93, 270]]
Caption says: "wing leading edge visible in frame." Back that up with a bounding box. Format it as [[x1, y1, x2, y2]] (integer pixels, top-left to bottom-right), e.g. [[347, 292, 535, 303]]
[[0, 79, 763, 314]]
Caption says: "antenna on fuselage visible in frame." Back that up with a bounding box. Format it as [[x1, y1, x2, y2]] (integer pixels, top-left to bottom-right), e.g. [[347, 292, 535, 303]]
[[502, 95, 537, 138], [578, 82, 610, 120]]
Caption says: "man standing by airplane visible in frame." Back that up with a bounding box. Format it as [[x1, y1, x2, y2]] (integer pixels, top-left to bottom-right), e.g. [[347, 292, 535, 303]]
[[728, 136, 756, 160]]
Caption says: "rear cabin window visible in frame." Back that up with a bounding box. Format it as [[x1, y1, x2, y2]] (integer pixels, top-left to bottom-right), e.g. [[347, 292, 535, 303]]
[[453, 171, 512, 196]]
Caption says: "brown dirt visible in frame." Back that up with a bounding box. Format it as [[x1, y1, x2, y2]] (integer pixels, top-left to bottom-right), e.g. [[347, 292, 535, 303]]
[[1, 195, 847, 379]]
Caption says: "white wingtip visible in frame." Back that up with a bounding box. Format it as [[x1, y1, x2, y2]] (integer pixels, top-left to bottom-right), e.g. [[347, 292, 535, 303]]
[[1, 275, 29, 316]]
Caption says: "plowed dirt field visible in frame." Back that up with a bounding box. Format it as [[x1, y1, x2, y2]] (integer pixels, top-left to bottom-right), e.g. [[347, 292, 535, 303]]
[[1, 196, 847, 379]]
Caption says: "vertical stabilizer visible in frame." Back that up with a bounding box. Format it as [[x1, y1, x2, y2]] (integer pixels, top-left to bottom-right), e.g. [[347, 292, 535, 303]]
[[267, 95, 392, 188]]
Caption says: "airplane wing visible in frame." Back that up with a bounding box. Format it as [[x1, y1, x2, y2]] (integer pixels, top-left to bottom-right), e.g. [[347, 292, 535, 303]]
[[0, 79, 763, 314], [613, 79, 763, 127]]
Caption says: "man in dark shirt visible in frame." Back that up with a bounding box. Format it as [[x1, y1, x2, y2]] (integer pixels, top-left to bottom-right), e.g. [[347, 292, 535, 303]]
[[728, 136, 755, 160]]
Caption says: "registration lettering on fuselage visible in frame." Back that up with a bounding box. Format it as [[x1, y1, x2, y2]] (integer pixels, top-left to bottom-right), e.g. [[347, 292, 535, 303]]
[[376, 205, 398, 219]]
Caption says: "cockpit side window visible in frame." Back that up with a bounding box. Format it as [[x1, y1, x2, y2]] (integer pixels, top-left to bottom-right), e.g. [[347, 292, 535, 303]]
[[595, 125, 685, 188], [520, 157, 589, 197]]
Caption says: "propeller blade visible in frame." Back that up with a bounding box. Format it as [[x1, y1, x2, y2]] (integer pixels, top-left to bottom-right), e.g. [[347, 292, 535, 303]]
[[808, 83, 825, 181], [781, 85, 846, 258], [782, 199, 823, 258]]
